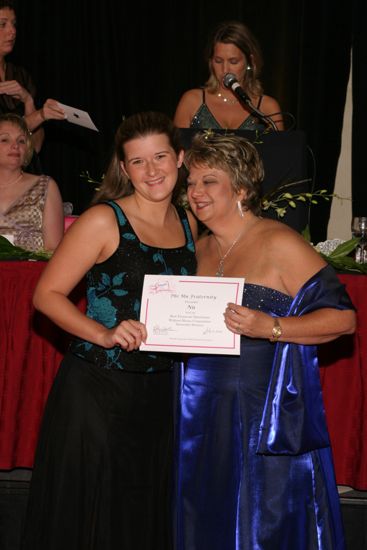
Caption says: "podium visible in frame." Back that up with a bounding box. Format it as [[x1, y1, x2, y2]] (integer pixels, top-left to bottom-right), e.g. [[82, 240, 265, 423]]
[[179, 129, 309, 233]]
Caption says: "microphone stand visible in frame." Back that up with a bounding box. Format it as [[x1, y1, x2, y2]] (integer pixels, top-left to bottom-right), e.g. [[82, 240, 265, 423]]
[[222, 74, 279, 132]]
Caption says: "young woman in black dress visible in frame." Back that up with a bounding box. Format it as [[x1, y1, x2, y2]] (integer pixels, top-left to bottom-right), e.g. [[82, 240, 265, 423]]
[[22, 111, 197, 550]]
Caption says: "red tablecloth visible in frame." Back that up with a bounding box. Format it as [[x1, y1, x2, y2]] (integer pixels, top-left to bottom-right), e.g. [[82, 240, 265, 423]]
[[319, 273, 367, 490], [0, 262, 366, 488], [0, 261, 85, 469]]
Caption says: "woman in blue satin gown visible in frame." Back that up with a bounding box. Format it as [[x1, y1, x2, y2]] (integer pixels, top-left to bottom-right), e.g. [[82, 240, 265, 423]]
[[174, 132, 356, 550]]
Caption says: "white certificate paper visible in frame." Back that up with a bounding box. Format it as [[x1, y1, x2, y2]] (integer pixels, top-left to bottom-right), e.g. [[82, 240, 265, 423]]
[[57, 102, 99, 131], [139, 275, 245, 355]]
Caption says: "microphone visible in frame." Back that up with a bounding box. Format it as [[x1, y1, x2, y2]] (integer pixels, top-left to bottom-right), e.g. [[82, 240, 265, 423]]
[[222, 73, 252, 104], [222, 73, 279, 131]]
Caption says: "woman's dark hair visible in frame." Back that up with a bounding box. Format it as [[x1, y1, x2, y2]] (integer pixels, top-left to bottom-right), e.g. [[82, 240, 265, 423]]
[[185, 132, 264, 214], [92, 111, 184, 204], [205, 20, 264, 97]]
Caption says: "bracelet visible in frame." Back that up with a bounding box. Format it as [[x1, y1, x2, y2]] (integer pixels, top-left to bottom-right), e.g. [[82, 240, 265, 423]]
[[269, 317, 282, 342]]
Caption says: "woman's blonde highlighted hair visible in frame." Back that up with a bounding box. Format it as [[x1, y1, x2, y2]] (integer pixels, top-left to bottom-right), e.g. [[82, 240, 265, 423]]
[[185, 132, 264, 214], [205, 20, 264, 97], [0, 113, 34, 167]]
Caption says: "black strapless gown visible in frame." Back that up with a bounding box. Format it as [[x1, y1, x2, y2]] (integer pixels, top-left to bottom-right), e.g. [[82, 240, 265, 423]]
[[174, 283, 345, 550]]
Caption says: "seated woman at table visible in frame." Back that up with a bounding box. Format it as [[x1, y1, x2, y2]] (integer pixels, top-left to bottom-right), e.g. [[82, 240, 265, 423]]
[[0, 113, 64, 251], [175, 132, 355, 550], [174, 20, 283, 131]]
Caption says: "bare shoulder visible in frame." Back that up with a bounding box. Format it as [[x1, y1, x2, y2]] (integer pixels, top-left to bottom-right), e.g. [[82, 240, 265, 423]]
[[45, 176, 62, 196], [59, 204, 119, 249], [260, 94, 282, 113], [177, 88, 203, 104], [261, 219, 317, 258], [46, 176, 59, 188], [174, 88, 203, 127], [259, 219, 326, 291], [50, 203, 120, 268], [68, 203, 117, 234], [260, 94, 283, 129]]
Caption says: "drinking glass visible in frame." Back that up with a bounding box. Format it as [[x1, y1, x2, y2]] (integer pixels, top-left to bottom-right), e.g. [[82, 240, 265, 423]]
[[351, 216, 367, 263]]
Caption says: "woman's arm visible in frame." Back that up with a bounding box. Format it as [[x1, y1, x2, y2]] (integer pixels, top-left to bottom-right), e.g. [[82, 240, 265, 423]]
[[42, 177, 64, 251], [33, 206, 146, 351], [225, 227, 356, 343], [224, 304, 355, 345], [25, 99, 66, 152]]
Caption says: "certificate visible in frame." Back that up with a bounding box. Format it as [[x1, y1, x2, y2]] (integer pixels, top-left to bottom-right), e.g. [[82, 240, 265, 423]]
[[139, 275, 245, 355]]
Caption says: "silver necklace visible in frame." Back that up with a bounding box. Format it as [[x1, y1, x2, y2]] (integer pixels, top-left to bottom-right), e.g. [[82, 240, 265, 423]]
[[214, 227, 245, 277], [217, 92, 238, 105]]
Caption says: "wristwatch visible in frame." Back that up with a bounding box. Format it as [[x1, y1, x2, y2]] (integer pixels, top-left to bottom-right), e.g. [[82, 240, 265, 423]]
[[270, 317, 282, 342]]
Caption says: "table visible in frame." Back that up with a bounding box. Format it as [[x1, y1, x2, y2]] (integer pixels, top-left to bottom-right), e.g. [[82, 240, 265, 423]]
[[0, 262, 366, 489], [319, 273, 367, 490], [0, 261, 85, 469]]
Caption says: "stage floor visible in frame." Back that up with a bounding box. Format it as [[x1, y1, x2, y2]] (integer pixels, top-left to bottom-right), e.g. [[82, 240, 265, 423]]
[[0, 476, 366, 550]]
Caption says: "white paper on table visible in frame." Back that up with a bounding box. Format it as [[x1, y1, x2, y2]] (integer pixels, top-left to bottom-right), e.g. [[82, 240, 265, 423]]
[[57, 102, 99, 131], [139, 275, 245, 355], [0, 233, 15, 244]]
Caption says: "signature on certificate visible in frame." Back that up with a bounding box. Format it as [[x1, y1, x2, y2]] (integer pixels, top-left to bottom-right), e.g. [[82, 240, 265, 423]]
[[203, 327, 223, 335], [153, 324, 175, 335]]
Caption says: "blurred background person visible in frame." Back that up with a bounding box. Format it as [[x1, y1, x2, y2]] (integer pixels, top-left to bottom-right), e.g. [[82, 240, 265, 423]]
[[0, 113, 64, 251], [174, 20, 283, 131], [0, 1, 65, 161]]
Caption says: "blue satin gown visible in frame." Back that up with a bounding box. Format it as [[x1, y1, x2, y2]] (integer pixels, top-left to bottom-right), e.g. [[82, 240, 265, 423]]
[[175, 278, 346, 550]]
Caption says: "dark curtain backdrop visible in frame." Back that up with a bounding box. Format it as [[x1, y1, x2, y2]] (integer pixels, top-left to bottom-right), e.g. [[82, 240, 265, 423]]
[[10, 0, 364, 241]]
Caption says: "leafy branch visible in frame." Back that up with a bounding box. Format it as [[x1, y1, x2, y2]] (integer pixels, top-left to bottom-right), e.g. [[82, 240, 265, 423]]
[[262, 181, 326, 218], [80, 170, 102, 190], [0, 236, 52, 261], [261, 180, 351, 219]]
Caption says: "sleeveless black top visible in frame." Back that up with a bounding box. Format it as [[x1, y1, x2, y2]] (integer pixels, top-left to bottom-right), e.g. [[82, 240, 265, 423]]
[[70, 201, 197, 372]]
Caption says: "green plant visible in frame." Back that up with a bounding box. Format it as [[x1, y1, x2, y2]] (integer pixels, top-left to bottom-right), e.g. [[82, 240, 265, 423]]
[[313, 236, 367, 274], [0, 235, 52, 261], [261, 181, 333, 218]]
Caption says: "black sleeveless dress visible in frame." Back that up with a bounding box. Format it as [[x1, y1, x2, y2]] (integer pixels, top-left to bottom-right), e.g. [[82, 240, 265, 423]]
[[22, 201, 196, 550]]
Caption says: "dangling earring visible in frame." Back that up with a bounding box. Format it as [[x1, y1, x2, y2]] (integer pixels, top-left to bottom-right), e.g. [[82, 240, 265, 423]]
[[246, 65, 252, 71], [237, 200, 244, 218]]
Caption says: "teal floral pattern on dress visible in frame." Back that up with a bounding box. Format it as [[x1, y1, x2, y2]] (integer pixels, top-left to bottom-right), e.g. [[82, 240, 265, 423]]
[[122, 232, 136, 241], [86, 272, 128, 328]]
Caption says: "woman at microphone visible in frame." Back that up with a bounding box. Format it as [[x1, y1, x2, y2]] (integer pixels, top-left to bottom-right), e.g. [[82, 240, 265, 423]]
[[173, 20, 284, 131]]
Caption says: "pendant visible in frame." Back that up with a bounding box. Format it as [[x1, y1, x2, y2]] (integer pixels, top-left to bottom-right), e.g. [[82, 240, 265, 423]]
[[216, 261, 224, 277]]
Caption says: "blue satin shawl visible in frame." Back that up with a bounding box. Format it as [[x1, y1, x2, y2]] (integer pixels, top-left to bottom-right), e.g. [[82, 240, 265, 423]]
[[257, 264, 354, 455]]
